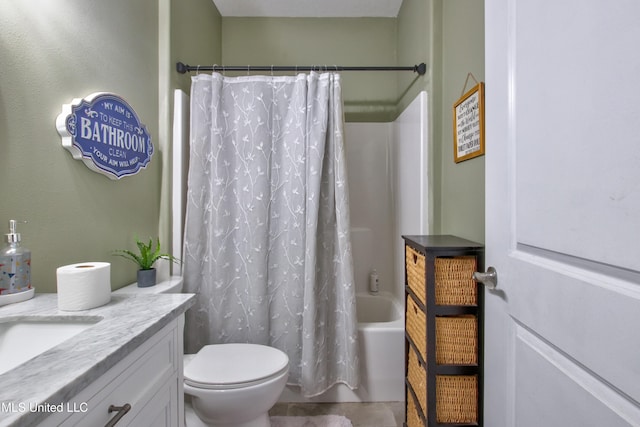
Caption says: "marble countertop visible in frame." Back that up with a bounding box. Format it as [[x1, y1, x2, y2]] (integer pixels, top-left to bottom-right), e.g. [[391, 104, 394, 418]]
[[0, 292, 195, 427]]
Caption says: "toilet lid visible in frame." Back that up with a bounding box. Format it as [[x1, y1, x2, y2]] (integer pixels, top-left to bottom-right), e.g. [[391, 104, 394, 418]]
[[184, 343, 289, 389]]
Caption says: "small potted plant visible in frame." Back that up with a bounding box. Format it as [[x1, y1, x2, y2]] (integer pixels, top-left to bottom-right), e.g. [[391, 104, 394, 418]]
[[113, 237, 180, 287]]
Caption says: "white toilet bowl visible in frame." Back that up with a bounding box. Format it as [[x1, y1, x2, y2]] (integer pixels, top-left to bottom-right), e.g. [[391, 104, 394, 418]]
[[114, 278, 289, 427], [183, 343, 289, 427]]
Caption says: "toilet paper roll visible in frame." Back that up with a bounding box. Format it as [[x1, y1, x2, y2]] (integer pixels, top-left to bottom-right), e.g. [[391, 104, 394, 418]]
[[57, 262, 111, 311]]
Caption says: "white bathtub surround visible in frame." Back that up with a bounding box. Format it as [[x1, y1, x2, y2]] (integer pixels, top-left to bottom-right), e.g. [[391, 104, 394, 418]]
[[355, 292, 401, 324], [354, 293, 404, 400], [392, 92, 430, 301], [346, 128, 395, 296], [345, 92, 429, 301], [184, 72, 358, 398], [0, 293, 194, 427]]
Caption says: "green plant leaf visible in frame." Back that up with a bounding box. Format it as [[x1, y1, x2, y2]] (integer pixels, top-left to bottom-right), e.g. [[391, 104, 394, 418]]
[[112, 236, 181, 270]]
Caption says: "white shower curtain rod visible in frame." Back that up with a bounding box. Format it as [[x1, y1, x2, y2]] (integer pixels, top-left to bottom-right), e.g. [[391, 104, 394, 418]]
[[176, 61, 427, 75]]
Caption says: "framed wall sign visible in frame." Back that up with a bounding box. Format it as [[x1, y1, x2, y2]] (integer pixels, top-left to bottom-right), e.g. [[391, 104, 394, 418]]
[[56, 93, 153, 179], [453, 82, 485, 163]]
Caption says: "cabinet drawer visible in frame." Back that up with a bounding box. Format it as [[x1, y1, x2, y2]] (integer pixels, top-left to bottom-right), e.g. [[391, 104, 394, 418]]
[[407, 345, 427, 416], [405, 245, 426, 304], [434, 256, 477, 306], [435, 315, 478, 365], [435, 375, 478, 424], [406, 387, 425, 427], [405, 295, 426, 360]]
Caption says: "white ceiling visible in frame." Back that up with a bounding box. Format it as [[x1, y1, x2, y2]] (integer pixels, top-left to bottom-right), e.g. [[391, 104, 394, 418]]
[[212, 0, 404, 18]]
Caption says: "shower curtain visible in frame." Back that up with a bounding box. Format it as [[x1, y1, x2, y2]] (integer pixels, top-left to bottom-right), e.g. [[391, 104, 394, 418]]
[[183, 72, 359, 397]]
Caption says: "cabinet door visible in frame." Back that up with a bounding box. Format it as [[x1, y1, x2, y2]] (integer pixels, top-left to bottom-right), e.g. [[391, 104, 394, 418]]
[[126, 380, 178, 427], [42, 321, 179, 427]]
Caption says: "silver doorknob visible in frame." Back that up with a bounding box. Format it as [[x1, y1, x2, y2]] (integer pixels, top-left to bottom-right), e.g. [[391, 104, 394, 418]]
[[473, 266, 498, 290]]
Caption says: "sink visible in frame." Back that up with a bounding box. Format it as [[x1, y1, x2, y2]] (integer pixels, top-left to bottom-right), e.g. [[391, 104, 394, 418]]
[[0, 317, 101, 375]]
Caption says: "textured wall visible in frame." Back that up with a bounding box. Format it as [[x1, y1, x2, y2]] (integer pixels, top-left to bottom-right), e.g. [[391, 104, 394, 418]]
[[437, 0, 485, 243], [221, 17, 398, 122], [0, 0, 161, 292]]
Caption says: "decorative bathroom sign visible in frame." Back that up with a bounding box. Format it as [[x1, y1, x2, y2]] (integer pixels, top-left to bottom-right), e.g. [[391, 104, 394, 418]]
[[56, 93, 153, 179], [453, 82, 485, 163]]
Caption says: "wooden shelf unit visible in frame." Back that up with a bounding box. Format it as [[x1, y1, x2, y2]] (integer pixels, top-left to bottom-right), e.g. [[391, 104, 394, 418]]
[[403, 235, 484, 427]]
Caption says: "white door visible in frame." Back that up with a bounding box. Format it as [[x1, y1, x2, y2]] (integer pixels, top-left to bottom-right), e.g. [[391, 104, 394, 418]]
[[484, 1, 640, 426]]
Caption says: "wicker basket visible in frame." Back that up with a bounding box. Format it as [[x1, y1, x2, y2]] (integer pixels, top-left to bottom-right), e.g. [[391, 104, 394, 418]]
[[435, 256, 477, 306], [405, 296, 427, 360], [407, 345, 427, 415], [406, 388, 424, 427], [435, 375, 478, 424], [406, 246, 426, 304], [435, 315, 478, 365]]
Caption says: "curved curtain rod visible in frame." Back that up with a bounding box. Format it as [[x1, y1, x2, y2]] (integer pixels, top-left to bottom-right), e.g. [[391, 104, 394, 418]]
[[176, 61, 427, 76]]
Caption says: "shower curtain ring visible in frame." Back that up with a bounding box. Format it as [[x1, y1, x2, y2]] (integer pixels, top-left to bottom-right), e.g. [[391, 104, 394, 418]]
[[271, 65, 274, 76]]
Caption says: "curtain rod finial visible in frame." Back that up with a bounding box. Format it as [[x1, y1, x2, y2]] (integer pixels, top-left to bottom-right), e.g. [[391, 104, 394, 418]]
[[415, 63, 427, 76], [176, 62, 188, 74]]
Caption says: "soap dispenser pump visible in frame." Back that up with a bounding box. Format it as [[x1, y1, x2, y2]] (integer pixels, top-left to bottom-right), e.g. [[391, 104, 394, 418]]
[[0, 220, 31, 295]]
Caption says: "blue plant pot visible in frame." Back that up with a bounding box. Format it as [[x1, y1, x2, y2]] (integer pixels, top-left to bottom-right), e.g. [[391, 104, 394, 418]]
[[137, 268, 156, 288]]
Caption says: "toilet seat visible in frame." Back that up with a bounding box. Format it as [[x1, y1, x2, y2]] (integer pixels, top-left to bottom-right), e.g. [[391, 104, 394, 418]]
[[184, 343, 289, 390]]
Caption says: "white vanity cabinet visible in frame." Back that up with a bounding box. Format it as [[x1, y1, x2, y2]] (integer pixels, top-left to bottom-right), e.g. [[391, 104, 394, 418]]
[[41, 316, 185, 427]]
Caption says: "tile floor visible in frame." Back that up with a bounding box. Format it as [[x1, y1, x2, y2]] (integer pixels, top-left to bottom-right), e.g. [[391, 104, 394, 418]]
[[270, 402, 405, 427]]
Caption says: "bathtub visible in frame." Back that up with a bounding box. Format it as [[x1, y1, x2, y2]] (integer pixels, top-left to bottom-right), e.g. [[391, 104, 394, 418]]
[[279, 291, 405, 403]]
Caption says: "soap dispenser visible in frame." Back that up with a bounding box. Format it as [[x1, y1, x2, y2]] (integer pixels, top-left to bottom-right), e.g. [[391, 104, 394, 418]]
[[0, 220, 31, 295], [369, 268, 379, 295]]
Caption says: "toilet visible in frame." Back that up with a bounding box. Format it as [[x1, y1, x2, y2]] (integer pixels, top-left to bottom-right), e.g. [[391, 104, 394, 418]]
[[114, 277, 289, 427], [184, 343, 289, 427]]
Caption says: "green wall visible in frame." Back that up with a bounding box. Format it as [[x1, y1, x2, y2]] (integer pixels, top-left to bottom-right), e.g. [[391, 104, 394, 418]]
[[435, 0, 485, 243], [169, 0, 222, 95], [396, 0, 433, 117], [0, 0, 160, 292], [222, 18, 399, 122], [0, 0, 221, 293]]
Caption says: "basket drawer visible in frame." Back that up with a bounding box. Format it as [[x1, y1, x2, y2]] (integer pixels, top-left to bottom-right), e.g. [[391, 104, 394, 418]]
[[406, 245, 426, 304], [405, 295, 426, 360], [435, 256, 478, 306], [407, 345, 427, 415], [406, 386, 425, 427], [435, 315, 478, 365], [435, 375, 479, 424]]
